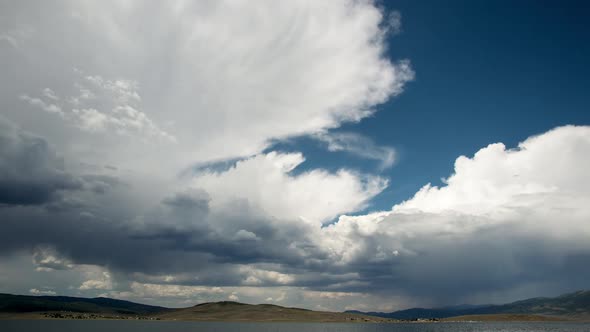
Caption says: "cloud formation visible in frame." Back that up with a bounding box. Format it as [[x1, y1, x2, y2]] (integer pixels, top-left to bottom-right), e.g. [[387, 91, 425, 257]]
[[21, 73, 176, 143], [320, 125, 590, 303], [1, 124, 589, 310], [0, 118, 81, 205], [313, 131, 397, 170], [1, 0, 588, 312], [3, 0, 412, 173], [191, 152, 387, 224]]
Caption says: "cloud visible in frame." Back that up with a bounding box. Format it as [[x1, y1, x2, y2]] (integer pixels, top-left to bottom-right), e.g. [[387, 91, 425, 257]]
[[1, 126, 589, 310], [192, 152, 387, 224], [3, 0, 411, 173], [83, 75, 140, 104], [313, 131, 396, 170], [0, 118, 123, 207], [320, 125, 590, 303], [0, 118, 81, 205], [3, 0, 588, 312], [20, 94, 63, 116], [128, 282, 224, 299], [32, 246, 74, 272], [0, 5, 409, 305], [233, 230, 260, 242], [266, 291, 287, 303], [29, 288, 56, 296], [228, 292, 240, 301], [42, 88, 59, 101], [394, 125, 589, 215], [386, 11, 402, 35], [240, 266, 295, 286], [21, 74, 176, 143], [162, 189, 210, 210], [79, 272, 113, 290]]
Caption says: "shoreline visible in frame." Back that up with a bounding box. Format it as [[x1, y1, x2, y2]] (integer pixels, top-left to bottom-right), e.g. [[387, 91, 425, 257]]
[[1, 312, 585, 323]]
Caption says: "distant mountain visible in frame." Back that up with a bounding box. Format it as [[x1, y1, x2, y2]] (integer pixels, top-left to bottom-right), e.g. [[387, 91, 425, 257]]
[[0, 295, 388, 322], [0, 293, 168, 315], [347, 290, 590, 320], [2, 290, 588, 321]]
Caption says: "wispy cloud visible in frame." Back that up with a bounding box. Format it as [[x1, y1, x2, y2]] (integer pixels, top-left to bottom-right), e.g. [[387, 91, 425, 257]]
[[314, 132, 396, 170]]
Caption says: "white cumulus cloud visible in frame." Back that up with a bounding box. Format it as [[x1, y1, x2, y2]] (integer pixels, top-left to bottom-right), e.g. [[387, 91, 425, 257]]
[[192, 152, 387, 224], [320, 125, 590, 302]]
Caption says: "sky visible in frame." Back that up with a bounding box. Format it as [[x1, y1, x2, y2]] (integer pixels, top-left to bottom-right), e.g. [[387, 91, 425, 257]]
[[0, 0, 589, 311]]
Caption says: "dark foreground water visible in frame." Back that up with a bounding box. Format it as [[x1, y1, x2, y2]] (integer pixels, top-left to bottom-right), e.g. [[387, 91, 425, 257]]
[[1, 320, 589, 332]]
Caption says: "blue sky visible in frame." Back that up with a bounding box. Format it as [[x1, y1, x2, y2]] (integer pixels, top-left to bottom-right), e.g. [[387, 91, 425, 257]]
[[272, 0, 590, 212], [1, 1, 589, 311]]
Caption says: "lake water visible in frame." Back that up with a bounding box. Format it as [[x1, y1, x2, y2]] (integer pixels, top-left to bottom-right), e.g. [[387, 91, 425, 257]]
[[1, 320, 590, 332]]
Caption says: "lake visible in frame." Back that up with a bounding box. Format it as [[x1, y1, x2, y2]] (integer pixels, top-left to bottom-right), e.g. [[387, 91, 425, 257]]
[[1, 321, 590, 332]]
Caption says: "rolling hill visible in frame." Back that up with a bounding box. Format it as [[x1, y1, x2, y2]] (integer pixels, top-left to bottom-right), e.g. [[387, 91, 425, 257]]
[[1, 290, 588, 321], [348, 290, 590, 320], [0, 293, 168, 316], [0, 294, 388, 322], [156, 301, 388, 322]]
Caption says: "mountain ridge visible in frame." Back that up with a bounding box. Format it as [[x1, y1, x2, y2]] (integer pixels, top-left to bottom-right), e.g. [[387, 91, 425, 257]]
[[0, 294, 387, 322], [1, 290, 588, 321], [347, 290, 590, 320], [0, 293, 168, 315]]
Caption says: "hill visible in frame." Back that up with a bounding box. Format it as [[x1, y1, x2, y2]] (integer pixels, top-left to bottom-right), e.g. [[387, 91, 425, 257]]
[[2, 290, 588, 322], [348, 290, 590, 320], [0, 294, 389, 322], [156, 301, 389, 322], [0, 293, 168, 316]]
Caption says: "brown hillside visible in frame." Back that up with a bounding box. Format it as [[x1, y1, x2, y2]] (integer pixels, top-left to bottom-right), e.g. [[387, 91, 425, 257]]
[[156, 301, 391, 322]]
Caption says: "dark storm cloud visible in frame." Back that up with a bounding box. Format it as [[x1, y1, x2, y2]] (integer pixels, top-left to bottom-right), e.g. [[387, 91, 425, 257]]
[[0, 177, 328, 288], [0, 117, 81, 205], [2, 169, 583, 298], [0, 165, 588, 304], [304, 210, 590, 305], [1, 183, 590, 303], [131, 195, 318, 270], [0, 118, 122, 207], [0, 184, 301, 282]]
